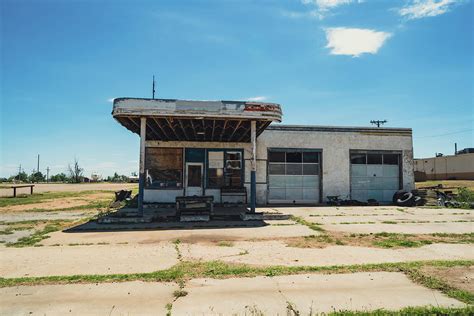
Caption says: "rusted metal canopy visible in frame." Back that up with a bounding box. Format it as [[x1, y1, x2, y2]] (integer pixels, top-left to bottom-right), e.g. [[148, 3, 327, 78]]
[[112, 98, 282, 142]]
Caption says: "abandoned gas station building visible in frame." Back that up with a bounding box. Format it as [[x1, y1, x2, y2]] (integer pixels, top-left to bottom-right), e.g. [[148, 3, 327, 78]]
[[112, 98, 414, 213]]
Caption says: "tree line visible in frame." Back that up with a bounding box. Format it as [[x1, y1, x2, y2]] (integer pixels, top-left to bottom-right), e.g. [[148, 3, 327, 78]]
[[0, 159, 132, 183]]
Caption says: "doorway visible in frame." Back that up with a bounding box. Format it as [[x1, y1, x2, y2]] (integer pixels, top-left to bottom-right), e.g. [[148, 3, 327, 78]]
[[185, 162, 203, 196]]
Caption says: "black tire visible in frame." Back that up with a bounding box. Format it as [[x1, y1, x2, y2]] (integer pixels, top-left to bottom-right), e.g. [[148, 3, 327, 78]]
[[392, 190, 407, 204], [397, 192, 416, 207]]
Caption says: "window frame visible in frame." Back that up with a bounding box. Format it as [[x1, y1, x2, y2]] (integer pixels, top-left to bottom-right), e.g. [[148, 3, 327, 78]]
[[145, 147, 184, 190]]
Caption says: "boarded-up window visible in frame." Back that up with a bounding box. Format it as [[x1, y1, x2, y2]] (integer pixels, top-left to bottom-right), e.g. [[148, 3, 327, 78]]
[[145, 148, 183, 188]]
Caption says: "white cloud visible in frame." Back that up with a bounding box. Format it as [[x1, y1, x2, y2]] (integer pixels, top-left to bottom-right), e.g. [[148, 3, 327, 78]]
[[300, 0, 358, 19], [107, 98, 115, 103], [246, 96, 268, 102], [308, 0, 353, 11], [399, 0, 459, 19], [325, 27, 392, 57]]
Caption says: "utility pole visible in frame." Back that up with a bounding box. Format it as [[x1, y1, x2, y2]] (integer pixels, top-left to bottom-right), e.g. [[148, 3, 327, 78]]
[[46, 167, 50, 183], [37, 154, 40, 173], [455, 143, 458, 155], [152, 75, 156, 99], [17, 164, 22, 182], [370, 120, 387, 128]]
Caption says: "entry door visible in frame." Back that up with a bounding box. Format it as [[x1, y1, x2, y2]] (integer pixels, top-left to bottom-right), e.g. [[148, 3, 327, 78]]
[[185, 163, 203, 196]]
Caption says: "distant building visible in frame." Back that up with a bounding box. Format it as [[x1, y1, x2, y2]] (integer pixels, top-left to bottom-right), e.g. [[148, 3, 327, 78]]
[[414, 150, 474, 181]]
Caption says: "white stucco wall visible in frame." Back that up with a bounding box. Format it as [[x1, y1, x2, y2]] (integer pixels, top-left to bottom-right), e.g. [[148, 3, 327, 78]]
[[257, 128, 414, 202], [142, 128, 414, 204]]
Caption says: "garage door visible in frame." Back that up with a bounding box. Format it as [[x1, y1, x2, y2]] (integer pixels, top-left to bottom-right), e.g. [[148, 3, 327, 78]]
[[268, 149, 320, 204], [350, 152, 401, 202]]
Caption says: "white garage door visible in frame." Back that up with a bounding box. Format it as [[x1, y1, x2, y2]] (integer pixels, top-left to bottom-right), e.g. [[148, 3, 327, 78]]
[[350, 152, 401, 202], [268, 150, 320, 204]]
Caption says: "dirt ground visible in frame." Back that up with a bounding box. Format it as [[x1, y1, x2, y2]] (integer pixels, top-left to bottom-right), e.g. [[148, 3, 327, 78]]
[[0, 183, 137, 197], [420, 266, 474, 293]]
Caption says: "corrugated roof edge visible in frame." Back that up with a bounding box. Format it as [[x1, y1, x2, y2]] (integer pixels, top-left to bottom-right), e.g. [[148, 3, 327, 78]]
[[267, 124, 412, 134]]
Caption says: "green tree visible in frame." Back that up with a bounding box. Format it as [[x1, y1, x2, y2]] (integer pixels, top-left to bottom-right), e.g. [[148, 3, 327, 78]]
[[16, 171, 28, 182], [29, 171, 45, 183], [50, 173, 68, 182]]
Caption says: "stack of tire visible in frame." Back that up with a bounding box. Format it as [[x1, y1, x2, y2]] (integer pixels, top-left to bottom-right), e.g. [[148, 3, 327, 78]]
[[392, 190, 423, 207], [419, 190, 442, 207], [412, 189, 428, 206]]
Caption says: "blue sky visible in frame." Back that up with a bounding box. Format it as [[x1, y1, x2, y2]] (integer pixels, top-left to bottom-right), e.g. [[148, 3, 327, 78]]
[[1, 0, 473, 178]]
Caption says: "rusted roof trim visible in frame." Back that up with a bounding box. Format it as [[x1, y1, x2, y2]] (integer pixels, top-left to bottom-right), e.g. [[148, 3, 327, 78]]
[[112, 98, 282, 122]]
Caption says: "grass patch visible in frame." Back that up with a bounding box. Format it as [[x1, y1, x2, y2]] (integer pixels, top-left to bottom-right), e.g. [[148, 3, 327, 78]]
[[18, 199, 112, 213], [5, 220, 76, 247], [173, 289, 188, 298], [0, 190, 111, 208], [329, 306, 473, 315], [381, 221, 398, 224], [217, 241, 234, 247], [373, 238, 432, 248], [290, 216, 325, 232], [339, 221, 376, 225], [1, 259, 471, 287], [403, 267, 474, 304]]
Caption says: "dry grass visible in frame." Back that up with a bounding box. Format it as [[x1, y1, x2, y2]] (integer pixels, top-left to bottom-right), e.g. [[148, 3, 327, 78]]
[[416, 180, 474, 191], [285, 231, 474, 249]]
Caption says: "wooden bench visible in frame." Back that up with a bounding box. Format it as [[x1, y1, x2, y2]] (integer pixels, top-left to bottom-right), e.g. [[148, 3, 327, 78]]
[[7, 184, 35, 197], [220, 186, 247, 204], [176, 196, 214, 221]]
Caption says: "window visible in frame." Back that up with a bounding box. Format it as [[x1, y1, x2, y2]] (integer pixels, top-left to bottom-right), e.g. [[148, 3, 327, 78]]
[[225, 151, 242, 187], [367, 154, 383, 164], [145, 148, 183, 188], [383, 154, 399, 165], [208, 151, 224, 188], [208, 168, 224, 187], [268, 151, 285, 162], [351, 152, 400, 165], [303, 152, 319, 163], [286, 152, 302, 163], [207, 150, 243, 188], [350, 154, 366, 164]]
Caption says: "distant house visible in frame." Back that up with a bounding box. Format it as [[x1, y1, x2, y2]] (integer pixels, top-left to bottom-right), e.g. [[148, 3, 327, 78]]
[[112, 98, 414, 214]]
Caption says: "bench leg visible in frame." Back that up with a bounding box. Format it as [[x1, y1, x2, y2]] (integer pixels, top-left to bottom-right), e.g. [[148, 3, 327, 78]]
[[13, 188, 16, 198], [30, 186, 33, 195]]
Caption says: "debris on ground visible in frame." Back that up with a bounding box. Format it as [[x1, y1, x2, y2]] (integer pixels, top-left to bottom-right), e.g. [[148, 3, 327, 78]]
[[394, 186, 474, 208]]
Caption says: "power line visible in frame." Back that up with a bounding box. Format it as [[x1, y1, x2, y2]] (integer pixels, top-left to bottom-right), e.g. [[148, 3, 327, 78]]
[[414, 128, 473, 139]]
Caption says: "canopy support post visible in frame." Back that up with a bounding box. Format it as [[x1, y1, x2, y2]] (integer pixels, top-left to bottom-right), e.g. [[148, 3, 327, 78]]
[[250, 120, 257, 212], [138, 117, 147, 216]]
